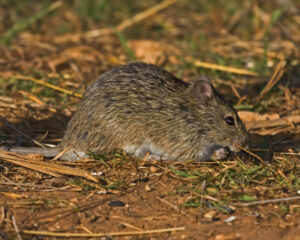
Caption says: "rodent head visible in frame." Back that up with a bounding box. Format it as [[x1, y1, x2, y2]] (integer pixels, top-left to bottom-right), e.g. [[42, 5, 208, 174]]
[[189, 75, 249, 154]]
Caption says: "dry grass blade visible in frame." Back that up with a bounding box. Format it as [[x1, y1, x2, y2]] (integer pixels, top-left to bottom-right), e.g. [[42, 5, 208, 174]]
[[192, 191, 224, 204], [116, 0, 177, 32], [0, 151, 98, 182], [0, 173, 26, 191], [259, 58, 285, 98], [198, 180, 206, 220], [202, 194, 223, 204], [187, 57, 259, 76], [0, 151, 61, 178], [233, 196, 300, 207], [0, 181, 64, 190], [0, 200, 44, 206], [51, 146, 71, 161], [2, 119, 46, 148], [157, 196, 189, 217], [280, 152, 300, 156], [22, 226, 186, 237], [18, 90, 44, 105], [7, 75, 83, 98], [238, 146, 265, 164], [11, 215, 22, 240], [85, 0, 177, 38]]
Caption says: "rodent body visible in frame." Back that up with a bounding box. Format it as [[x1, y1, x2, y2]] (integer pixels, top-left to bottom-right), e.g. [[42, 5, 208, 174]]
[[60, 62, 249, 161]]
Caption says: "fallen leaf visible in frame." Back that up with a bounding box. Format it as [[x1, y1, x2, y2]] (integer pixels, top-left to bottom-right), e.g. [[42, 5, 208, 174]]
[[127, 40, 180, 65], [238, 111, 280, 123]]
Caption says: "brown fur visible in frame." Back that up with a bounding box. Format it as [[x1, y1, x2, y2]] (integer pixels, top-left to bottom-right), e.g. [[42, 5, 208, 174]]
[[60, 62, 249, 161]]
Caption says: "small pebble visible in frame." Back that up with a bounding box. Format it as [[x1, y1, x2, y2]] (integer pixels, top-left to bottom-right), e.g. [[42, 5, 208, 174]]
[[145, 184, 152, 192], [224, 215, 236, 223], [96, 190, 107, 194], [150, 166, 159, 172], [223, 206, 235, 214], [204, 210, 217, 219], [91, 171, 104, 176]]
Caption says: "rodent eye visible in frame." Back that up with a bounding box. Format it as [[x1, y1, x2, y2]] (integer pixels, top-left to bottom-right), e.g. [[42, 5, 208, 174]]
[[225, 116, 235, 126]]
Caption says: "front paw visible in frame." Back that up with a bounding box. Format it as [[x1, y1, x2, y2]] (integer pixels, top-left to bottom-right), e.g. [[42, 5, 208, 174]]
[[211, 147, 230, 161], [146, 154, 170, 161]]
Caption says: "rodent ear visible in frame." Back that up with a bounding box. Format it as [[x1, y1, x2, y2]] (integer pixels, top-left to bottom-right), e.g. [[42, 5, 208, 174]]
[[192, 76, 213, 105]]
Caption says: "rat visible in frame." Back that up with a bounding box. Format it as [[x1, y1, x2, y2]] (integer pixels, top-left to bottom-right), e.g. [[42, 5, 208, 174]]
[[2, 62, 249, 161], [60, 62, 249, 161]]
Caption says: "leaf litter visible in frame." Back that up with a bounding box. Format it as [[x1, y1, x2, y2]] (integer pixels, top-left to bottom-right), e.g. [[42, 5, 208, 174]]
[[0, 0, 300, 239]]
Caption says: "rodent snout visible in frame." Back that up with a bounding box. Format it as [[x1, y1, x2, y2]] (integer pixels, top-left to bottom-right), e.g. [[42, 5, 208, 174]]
[[238, 132, 250, 149], [228, 144, 239, 152], [227, 137, 249, 152]]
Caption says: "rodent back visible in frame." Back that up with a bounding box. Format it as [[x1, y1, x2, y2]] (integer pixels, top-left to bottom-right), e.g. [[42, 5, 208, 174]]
[[60, 62, 191, 151], [82, 62, 193, 125]]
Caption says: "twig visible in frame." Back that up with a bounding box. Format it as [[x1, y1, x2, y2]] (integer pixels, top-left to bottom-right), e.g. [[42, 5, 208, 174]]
[[120, 222, 143, 231], [277, 169, 289, 181], [199, 194, 223, 204], [51, 146, 71, 161], [2, 118, 46, 148], [233, 196, 300, 207], [229, 83, 241, 99], [0, 153, 61, 178], [142, 152, 150, 166], [77, 224, 93, 234], [0, 173, 26, 191], [0, 200, 44, 206], [0, 150, 99, 182], [239, 146, 265, 164], [22, 226, 186, 237], [0, 181, 65, 190], [280, 152, 300, 156], [12, 215, 22, 240]]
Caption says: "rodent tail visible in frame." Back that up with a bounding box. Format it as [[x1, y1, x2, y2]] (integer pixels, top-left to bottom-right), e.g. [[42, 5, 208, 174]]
[[0, 146, 89, 161], [0, 146, 59, 157]]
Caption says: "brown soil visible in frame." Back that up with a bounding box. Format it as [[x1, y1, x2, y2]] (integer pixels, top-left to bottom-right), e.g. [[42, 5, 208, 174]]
[[1, 160, 299, 240]]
